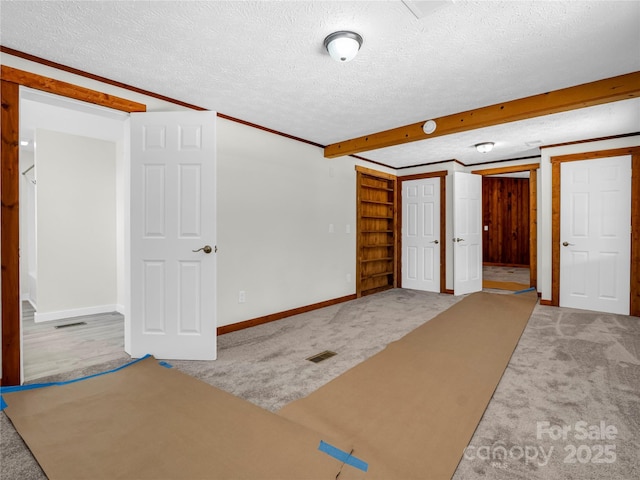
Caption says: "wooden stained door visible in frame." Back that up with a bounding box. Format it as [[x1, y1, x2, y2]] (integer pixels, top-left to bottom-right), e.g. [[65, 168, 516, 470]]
[[356, 167, 397, 297], [482, 176, 530, 266]]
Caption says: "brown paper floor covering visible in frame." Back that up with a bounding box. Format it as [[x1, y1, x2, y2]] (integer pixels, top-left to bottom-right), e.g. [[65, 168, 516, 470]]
[[3, 291, 537, 480]]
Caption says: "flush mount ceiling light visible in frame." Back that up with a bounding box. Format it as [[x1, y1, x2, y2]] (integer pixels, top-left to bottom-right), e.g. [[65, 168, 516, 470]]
[[475, 142, 495, 153], [324, 31, 363, 62]]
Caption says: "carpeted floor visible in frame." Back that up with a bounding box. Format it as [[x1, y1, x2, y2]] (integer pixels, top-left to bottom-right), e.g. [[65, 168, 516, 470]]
[[2, 289, 639, 479], [453, 303, 640, 479]]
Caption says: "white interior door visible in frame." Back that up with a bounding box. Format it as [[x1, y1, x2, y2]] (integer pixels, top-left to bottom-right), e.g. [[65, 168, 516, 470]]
[[560, 156, 631, 315], [402, 178, 440, 292], [453, 172, 482, 295], [128, 111, 217, 360]]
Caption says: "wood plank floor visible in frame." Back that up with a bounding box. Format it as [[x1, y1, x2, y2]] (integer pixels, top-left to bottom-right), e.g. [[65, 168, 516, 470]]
[[22, 302, 128, 382], [483, 266, 529, 285]]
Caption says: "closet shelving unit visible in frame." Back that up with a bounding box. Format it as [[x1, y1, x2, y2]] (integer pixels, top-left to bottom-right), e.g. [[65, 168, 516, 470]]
[[355, 166, 397, 297]]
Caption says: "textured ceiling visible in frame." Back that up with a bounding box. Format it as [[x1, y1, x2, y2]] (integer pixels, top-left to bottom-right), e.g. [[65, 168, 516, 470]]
[[1, 0, 639, 167]]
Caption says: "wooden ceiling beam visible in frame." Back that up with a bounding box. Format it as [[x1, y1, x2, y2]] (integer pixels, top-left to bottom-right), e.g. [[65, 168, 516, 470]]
[[324, 71, 640, 158]]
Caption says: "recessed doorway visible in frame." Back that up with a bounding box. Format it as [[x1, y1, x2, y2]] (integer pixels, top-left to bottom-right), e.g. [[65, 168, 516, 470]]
[[472, 163, 539, 292], [19, 87, 128, 381]]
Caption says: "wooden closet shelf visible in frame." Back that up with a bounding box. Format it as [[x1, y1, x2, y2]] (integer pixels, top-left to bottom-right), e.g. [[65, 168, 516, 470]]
[[360, 257, 394, 263], [361, 184, 394, 192], [357, 168, 397, 297], [361, 271, 394, 280]]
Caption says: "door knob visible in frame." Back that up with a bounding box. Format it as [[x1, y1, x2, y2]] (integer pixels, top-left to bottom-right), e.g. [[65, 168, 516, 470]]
[[453, 238, 465, 243], [562, 241, 574, 247], [431, 240, 439, 244], [193, 245, 213, 254]]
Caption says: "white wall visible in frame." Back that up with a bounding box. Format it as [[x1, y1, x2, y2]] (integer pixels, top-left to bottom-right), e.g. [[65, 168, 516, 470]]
[[19, 93, 128, 322], [216, 118, 357, 327], [19, 149, 37, 305], [538, 136, 640, 302], [9, 51, 635, 334], [35, 129, 118, 320], [3, 54, 367, 333]]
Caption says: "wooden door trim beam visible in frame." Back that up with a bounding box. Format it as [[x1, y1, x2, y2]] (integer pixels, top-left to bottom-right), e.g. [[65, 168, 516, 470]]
[[1, 80, 21, 385], [1, 66, 146, 113], [1, 70, 147, 386], [471, 163, 539, 176], [325, 71, 640, 158]]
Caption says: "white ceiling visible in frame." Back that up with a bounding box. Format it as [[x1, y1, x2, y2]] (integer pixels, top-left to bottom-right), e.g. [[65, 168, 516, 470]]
[[2, 0, 639, 168]]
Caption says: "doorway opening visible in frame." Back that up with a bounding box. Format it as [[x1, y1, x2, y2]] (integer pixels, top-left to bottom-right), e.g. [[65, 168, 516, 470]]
[[472, 163, 539, 292], [482, 172, 530, 291], [396, 171, 447, 294], [2, 68, 146, 386], [19, 87, 128, 381]]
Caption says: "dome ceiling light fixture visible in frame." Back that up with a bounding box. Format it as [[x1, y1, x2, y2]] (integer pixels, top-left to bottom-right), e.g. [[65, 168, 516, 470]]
[[324, 31, 363, 62], [475, 142, 495, 153]]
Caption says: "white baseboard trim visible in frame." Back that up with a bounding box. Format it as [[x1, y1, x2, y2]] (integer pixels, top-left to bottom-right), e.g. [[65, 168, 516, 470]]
[[34, 304, 120, 323], [20, 294, 38, 310]]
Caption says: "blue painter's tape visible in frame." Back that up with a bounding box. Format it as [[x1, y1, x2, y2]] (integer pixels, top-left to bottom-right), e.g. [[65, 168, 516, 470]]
[[0, 396, 7, 411], [0, 354, 153, 410], [318, 440, 368, 472], [514, 287, 536, 294], [159, 361, 173, 369]]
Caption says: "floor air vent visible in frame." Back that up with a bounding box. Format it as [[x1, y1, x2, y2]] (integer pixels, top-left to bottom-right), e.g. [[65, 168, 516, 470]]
[[306, 350, 337, 363], [54, 322, 87, 329]]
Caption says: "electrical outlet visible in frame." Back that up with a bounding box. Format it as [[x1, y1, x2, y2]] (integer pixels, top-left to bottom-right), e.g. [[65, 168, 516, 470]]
[[345, 224, 351, 234], [238, 291, 246, 303], [346, 273, 352, 283], [329, 223, 334, 233]]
